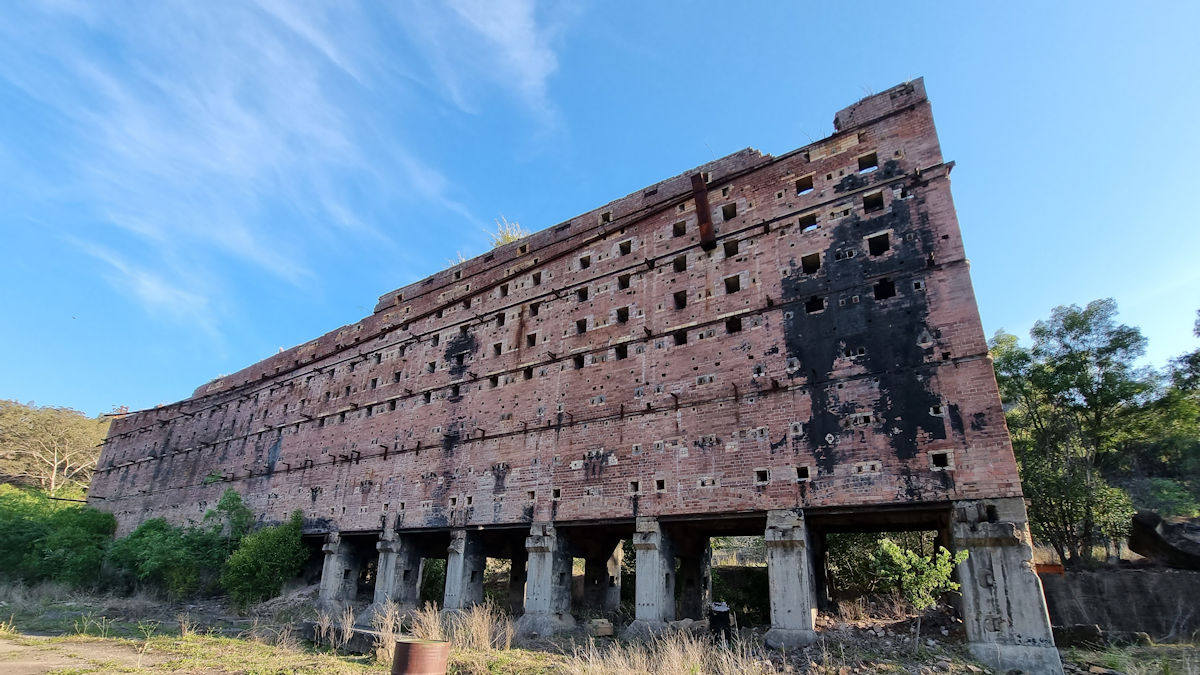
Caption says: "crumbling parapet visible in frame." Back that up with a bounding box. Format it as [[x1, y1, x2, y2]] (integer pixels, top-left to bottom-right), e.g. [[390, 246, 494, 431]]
[[515, 522, 576, 636], [764, 509, 817, 649], [952, 498, 1064, 675], [623, 516, 676, 639], [442, 529, 484, 611]]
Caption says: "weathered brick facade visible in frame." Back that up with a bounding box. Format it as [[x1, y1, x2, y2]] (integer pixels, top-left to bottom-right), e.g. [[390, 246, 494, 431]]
[[91, 79, 1019, 535], [89, 80, 1064, 672]]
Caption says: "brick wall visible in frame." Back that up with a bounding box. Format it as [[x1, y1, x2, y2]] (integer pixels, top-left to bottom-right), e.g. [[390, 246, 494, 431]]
[[90, 78, 1022, 536]]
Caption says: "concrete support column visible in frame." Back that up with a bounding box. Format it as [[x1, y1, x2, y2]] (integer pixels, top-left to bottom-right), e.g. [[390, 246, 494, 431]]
[[372, 531, 424, 611], [764, 509, 817, 649], [582, 540, 623, 615], [318, 532, 359, 613], [623, 516, 675, 638], [515, 523, 575, 636], [677, 546, 712, 620], [507, 550, 528, 615], [952, 498, 1064, 675], [442, 529, 484, 611]]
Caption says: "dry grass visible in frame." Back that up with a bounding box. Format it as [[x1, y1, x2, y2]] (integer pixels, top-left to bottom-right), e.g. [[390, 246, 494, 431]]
[[314, 610, 334, 648], [0, 614, 16, 636], [337, 605, 355, 651], [405, 601, 513, 652], [407, 602, 447, 642], [564, 630, 773, 675], [370, 600, 403, 666]]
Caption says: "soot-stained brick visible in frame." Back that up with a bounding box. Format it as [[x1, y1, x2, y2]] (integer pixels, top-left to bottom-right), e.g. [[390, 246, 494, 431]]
[[266, 436, 282, 475], [444, 331, 477, 380], [782, 197, 945, 466]]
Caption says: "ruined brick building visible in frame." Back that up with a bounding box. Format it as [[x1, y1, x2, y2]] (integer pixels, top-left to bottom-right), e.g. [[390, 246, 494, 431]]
[[89, 80, 1062, 673]]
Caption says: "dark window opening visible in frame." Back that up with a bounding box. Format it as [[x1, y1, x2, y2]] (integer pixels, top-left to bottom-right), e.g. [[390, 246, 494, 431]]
[[867, 232, 890, 256], [454, 353, 465, 366], [801, 252, 821, 275], [798, 214, 818, 232], [573, 354, 585, 369], [431, 334, 440, 347], [724, 240, 739, 257], [523, 367, 533, 380], [489, 375, 499, 388], [797, 466, 810, 480], [370, 378, 378, 389], [393, 371, 401, 383], [426, 361, 436, 373], [721, 203, 737, 220], [615, 344, 628, 360], [795, 175, 814, 195], [618, 274, 631, 290], [496, 312, 506, 327], [619, 241, 632, 256], [436, 308, 444, 319], [629, 481, 640, 494], [601, 211, 611, 224], [388, 400, 397, 412], [863, 192, 884, 213], [450, 384, 460, 397], [500, 283, 509, 297], [518, 244, 528, 254], [755, 469, 769, 483], [423, 392, 432, 404], [530, 302, 540, 317], [532, 271, 542, 285], [655, 479, 666, 491], [462, 297, 472, 310], [673, 255, 687, 273], [805, 297, 825, 314], [344, 385, 351, 396], [459, 325, 468, 336], [579, 255, 591, 270], [576, 319, 587, 334], [616, 307, 629, 323], [672, 221, 686, 237], [874, 278, 896, 300], [726, 317, 743, 333], [858, 152, 879, 173], [552, 488, 562, 499], [673, 330, 687, 346], [724, 275, 741, 294], [577, 287, 589, 302], [673, 290, 688, 310], [453, 270, 461, 280], [526, 333, 537, 347], [492, 343, 502, 356], [931, 452, 950, 469]]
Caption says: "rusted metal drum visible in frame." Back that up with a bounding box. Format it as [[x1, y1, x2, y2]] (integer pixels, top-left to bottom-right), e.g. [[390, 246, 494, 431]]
[[391, 639, 450, 675]]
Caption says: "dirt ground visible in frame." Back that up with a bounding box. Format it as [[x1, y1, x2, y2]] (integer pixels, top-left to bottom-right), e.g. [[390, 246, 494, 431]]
[[0, 635, 171, 675]]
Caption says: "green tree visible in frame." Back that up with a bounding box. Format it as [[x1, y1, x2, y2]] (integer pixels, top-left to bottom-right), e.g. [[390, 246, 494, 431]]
[[991, 299, 1150, 565], [220, 510, 308, 607], [0, 484, 115, 587], [0, 400, 109, 496], [869, 538, 968, 650]]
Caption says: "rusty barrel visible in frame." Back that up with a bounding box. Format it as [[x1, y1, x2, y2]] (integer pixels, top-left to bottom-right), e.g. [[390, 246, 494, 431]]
[[391, 639, 449, 675]]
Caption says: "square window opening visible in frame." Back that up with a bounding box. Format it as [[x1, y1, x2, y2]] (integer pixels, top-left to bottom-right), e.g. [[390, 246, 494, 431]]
[[619, 240, 632, 256], [755, 469, 769, 484], [801, 252, 821, 275], [573, 354, 586, 369], [532, 271, 542, 285], [931, 452, 950, 469], [673, 330, 687, 346], [579, 255, 591, 270], [492, 343, 502, 356], [523, 367, 533, 380], [863, 192, 884, 213], [795, 175, 814, 195], [673, 255, 687, 273], [615, 344, 628, 360], [805, 297, 825, 314], [616, 307, 630, 323], [500, 283, 509, 297], [874, 278, 896, 300], [724, 275, 741, 294], [721, 203, 737, 220], [726, 317, 742, 333], [724, 240, 739, 257], [496, 312, 506, 327], [673, 290, 688, 310], [629, 481, 640, 494], [618, 274, 631, 290], [798, 214, 818, 233], [867, 232, 890, 256], [530, 302, 541, 317], [600, 211, 611, 224], [796, 466, 810, 481], [655, 479, 666, 491], [576, 319, 588, 335], [526, 333, 537, 348], [577, 287, 589, 302], [858, 152, 879, 173], [672, 221, 687, 237]]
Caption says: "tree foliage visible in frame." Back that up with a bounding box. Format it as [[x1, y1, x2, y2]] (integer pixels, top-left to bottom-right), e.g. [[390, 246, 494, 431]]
[[0, 484, 115, 586], [220, 510, 308, 607], [0, 400, 109, 496], [992, 298, 1200, 564], [869, 539, 968, 612]]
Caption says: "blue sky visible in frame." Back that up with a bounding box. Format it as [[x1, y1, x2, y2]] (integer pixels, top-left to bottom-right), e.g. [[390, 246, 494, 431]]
[[2, 1, 1198, 417]]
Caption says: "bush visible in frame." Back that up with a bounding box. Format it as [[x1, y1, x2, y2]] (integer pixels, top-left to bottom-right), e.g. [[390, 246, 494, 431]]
[[221, 510, 307, 607], [869, 538, 967, 612], [0, 484, 115, 587]]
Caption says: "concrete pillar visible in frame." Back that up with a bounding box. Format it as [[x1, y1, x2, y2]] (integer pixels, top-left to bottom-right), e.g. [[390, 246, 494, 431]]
[[764, 509, 817, 649], [515, 523, 576, 636], [582, 540, 623, 615], [951, 498, 1064, 675], [507, 550, 528, 615], [622, 516, 675, 638], [677, 546, 712, 620], [442, 529, 484, 611], [318, 532, 359, 612], [372, 531, 424, 611]]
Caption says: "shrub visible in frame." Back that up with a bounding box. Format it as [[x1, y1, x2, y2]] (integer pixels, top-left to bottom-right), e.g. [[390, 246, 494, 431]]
[[869, 538, 968, 612], [0, 485, 115, 587], [221, 510, 307, 607]]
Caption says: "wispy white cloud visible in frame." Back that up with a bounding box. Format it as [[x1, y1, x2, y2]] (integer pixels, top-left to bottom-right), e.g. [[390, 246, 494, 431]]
[[0, 1, 573, 337]]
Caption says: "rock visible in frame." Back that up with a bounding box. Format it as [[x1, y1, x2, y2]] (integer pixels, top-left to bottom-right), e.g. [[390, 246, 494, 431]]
[[926, 638, 937, 647]]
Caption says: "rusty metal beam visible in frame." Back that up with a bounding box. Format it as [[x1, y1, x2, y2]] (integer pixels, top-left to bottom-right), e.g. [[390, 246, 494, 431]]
[[691, 173, 716, 251]]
